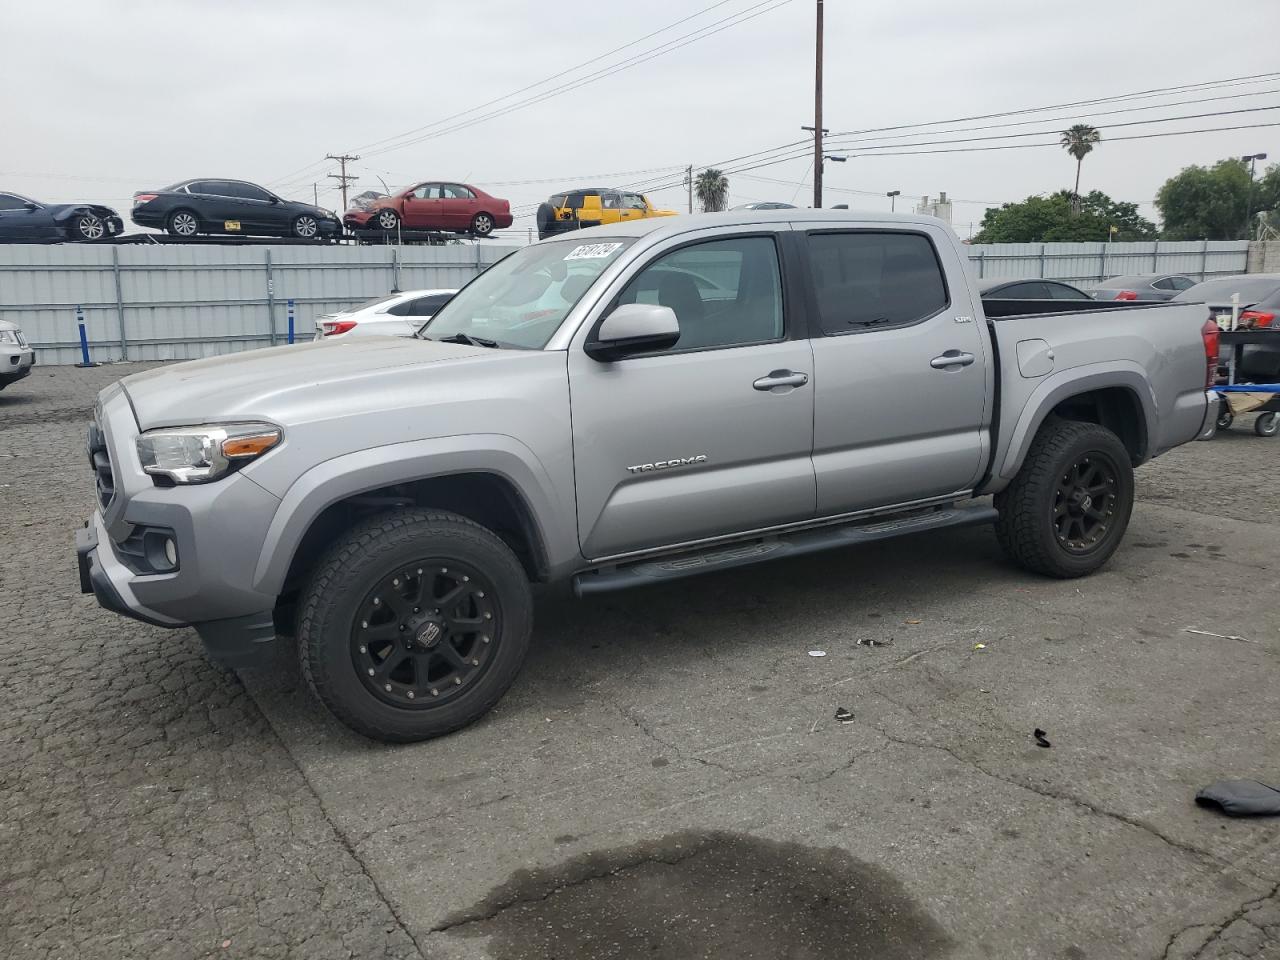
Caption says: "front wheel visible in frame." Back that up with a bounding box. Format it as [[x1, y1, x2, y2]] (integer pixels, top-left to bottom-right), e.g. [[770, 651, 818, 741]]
[[73, 213, 106, 241], [375, 208, 400, 232], [292, 214, 319, 239], [1255, 412, 1278, 437], [470, 212, 495, 237], [994, 418, 1135, 578], [298, 510, 533, 743], [1217, 406, 1234, 431]]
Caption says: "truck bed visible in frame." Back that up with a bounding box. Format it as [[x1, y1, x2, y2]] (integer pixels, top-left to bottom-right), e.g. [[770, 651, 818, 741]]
[[981, 299, 1211, 485]]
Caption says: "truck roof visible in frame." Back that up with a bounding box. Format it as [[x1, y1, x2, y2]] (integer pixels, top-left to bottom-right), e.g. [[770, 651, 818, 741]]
[[539, 209, 948, 242]]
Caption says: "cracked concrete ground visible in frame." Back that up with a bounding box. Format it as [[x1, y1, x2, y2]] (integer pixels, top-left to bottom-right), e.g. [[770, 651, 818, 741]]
[[4, 362, 1280, 959]]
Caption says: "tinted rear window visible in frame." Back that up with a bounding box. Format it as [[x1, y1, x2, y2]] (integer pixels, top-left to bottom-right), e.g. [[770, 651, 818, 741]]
[[808, 232, 949, 333]]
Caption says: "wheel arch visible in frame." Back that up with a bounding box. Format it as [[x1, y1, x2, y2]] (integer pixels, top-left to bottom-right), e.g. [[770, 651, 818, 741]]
[[997, 366, 1156, 481], [253, 439, 573, 614]]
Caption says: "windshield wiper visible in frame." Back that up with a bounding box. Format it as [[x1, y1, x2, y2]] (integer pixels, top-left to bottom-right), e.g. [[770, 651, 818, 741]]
[[432, 332, 500, 348]]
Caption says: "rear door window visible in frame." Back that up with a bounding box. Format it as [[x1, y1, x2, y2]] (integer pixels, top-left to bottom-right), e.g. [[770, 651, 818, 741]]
[[807, 231, 948, 334]]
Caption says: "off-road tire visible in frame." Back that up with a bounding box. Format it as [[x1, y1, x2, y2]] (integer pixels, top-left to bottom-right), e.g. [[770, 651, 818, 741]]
[[994, 418, 1134, 578], [298, 509, 532, 742]]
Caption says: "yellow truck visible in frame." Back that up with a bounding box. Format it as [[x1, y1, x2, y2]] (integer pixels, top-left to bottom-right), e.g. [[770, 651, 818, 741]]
[[536, 187, 678, 239]]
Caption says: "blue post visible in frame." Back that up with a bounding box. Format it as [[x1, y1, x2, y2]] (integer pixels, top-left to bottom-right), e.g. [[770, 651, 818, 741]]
[[287, 298, 295, 344], [75, 305, 98, 367]]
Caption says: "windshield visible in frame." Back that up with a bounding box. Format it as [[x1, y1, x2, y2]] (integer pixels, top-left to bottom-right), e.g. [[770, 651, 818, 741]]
[[1174, 277, 1280, 303], [419, 238, 633, 349]]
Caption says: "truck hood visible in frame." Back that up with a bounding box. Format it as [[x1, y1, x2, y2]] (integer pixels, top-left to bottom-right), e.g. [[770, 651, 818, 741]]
[[121, 337, 488, 429]]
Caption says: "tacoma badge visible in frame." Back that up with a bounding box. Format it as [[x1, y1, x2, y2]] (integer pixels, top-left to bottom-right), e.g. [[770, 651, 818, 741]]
[[627, 455, 708, 474]]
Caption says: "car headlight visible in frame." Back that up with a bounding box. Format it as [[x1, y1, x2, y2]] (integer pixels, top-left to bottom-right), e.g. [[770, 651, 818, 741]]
[[136, 422, 281, 484], [0, 330, 20, 344]]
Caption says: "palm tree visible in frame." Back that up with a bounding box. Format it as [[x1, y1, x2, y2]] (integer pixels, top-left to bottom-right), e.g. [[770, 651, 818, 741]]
[[695, 168, 729, 212], [1060, 124, 1101, 210]]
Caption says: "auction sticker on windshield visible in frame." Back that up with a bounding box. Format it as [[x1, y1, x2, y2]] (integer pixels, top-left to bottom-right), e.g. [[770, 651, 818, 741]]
[[564, 242, 623, 260]]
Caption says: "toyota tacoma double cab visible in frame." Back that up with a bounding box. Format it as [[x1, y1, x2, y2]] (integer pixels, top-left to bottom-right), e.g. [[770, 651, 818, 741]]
[[77, 211, 1219, 742]]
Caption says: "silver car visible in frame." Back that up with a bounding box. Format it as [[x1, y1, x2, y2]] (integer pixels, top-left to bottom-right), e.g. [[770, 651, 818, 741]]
[[0, 318, 35, 390], [314, 289, 456, 340], [1092, 273, 1197, 301]]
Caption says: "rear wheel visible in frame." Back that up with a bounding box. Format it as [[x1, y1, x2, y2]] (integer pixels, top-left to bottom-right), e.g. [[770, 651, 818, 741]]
[[298, 510, 532, 742], [994, 418, 1134, 578], [470, 212, 495, 237], [166, 209, 200, 237], [1255, 412, 1278, 437], [73, 213, 105, 241], [375, 208, 400, 232]]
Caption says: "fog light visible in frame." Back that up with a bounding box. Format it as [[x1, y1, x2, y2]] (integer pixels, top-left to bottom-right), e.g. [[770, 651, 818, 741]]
[[163, 538, 178, 566]]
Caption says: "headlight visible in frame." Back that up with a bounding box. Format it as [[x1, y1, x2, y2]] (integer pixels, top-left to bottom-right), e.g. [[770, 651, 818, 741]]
[[0, 330, 20, 344], [136, 422, 281, 484]]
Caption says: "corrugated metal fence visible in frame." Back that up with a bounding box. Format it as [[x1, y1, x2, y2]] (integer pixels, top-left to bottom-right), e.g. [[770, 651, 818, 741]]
[[0, 243, 516, 365], [965, 239, 1249, 284], [0, 238, 1252, 364]]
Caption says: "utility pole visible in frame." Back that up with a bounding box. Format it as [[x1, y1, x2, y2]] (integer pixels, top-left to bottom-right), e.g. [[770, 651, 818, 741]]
[[686, 164, 694, 214], [813, 0, 824, 209], [325, 153, 360, 214], [313, 183, 319, 206], [1242, 152, 1268, 240]]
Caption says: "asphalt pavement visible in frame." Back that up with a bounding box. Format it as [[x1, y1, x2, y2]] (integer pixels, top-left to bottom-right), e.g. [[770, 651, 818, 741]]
[[3, 362, 1279, 960]]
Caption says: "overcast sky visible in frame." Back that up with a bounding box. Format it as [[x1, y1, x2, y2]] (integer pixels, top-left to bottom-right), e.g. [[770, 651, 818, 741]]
[[4, 0, 1278, 239]]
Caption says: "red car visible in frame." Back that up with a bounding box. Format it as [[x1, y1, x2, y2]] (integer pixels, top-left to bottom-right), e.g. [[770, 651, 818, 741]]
[[344, 181, 512, 237]]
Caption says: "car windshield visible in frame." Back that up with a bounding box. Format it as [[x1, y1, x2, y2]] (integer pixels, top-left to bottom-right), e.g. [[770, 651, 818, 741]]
[[1174, 277, 1280, 303], [418, 238, 633, 349]]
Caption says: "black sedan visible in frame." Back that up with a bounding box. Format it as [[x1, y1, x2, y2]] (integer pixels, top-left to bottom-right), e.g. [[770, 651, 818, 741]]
[[977, 278, 1093, 300], [0, 192, 123, 243], [131, 179, 342, 240]]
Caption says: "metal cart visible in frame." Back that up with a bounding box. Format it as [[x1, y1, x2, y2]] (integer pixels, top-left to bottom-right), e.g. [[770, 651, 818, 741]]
[[1213, 330, 1280, 437]]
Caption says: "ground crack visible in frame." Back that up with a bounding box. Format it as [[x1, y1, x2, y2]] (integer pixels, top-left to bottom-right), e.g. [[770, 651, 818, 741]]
[[613, 703, 737, 774], [1163, 879, 1280, 959]]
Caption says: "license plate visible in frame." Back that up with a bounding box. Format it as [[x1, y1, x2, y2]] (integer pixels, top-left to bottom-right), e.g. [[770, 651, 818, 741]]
[[224, 220, 241, 231]]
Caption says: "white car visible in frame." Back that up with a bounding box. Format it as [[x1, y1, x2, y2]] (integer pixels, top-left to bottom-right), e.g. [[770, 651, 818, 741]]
[[314, 289, 456, 340], [0, 318, 35, 391]]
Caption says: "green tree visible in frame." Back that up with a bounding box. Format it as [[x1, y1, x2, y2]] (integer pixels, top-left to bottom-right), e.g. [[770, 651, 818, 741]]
[[972, 190, 1156, 243], [1060, 124, 1101, 203], [695, 168, 729, 213], [1156, 158, 1280, 240]]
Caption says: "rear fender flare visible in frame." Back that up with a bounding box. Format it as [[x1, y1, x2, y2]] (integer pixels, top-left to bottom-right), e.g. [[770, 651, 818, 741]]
[[997, 363, 1157, 480]]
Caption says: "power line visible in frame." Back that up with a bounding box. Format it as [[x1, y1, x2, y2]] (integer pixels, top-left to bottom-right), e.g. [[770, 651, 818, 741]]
[[351, 0, 743, 154], [359, 0, 795, 159]]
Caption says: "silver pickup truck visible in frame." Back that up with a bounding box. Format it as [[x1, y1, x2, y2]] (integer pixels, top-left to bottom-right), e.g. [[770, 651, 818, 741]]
[[76, 211, 1219, 742]]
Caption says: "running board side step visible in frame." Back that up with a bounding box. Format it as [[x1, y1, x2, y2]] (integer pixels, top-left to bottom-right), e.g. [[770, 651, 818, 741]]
[[572, 504, 999, 597]]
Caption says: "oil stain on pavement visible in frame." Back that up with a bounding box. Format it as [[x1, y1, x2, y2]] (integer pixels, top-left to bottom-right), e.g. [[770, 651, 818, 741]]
[[436, 830, 953, 959]]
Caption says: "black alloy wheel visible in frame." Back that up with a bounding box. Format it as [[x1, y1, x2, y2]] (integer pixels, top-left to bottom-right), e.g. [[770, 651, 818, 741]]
[[352, 560, 499, 707], [1052, 452, 1120, 554]]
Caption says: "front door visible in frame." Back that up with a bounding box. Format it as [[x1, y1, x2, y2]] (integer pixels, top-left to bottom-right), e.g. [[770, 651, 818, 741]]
[[800, 225, 990, 515], [402, 184, 444, 229], [0, 194, 44, 239], [568, 230, 816, 559]]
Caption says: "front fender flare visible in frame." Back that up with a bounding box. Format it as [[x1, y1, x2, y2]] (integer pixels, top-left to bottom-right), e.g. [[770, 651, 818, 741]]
[[251, 433, 573, 596], [997, 362, 1157, 481]]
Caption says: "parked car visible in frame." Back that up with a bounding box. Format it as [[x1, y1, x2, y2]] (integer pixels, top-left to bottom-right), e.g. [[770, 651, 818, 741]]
[[77, 212, 1217, 742], [344, 182, 512, 238], [1174, 274, 1280, 381], [314, 289, 457, 340], [0, 192, 122, 243], [536, 188, 677, 239], [0, 319, 35, 390], [730, 201, 797, 210], [1092, 273, 1196, 301], [978, 278, 1093, 300], [130, 179, 342, 240]]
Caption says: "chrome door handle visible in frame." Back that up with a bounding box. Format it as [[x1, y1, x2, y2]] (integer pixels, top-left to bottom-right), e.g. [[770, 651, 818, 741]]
[[930, 351, 976, 369], [753, 370, 809, 390]]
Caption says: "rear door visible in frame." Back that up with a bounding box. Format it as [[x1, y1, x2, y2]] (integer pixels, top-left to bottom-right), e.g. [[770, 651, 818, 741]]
[[801, 226, 991, 515], [568, 227, 816, 559], [402, 184, 444, 229], [438, 184, 477, 230]]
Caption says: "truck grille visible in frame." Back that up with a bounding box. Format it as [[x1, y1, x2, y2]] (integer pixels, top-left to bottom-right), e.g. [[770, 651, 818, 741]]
[[87, 419, 115, 509]]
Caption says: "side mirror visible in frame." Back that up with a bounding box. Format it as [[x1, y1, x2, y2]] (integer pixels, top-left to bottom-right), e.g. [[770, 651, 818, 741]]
[[23, 202, 38, 211], [268, 196, 280, 204], [585, 303, 680, 362]]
